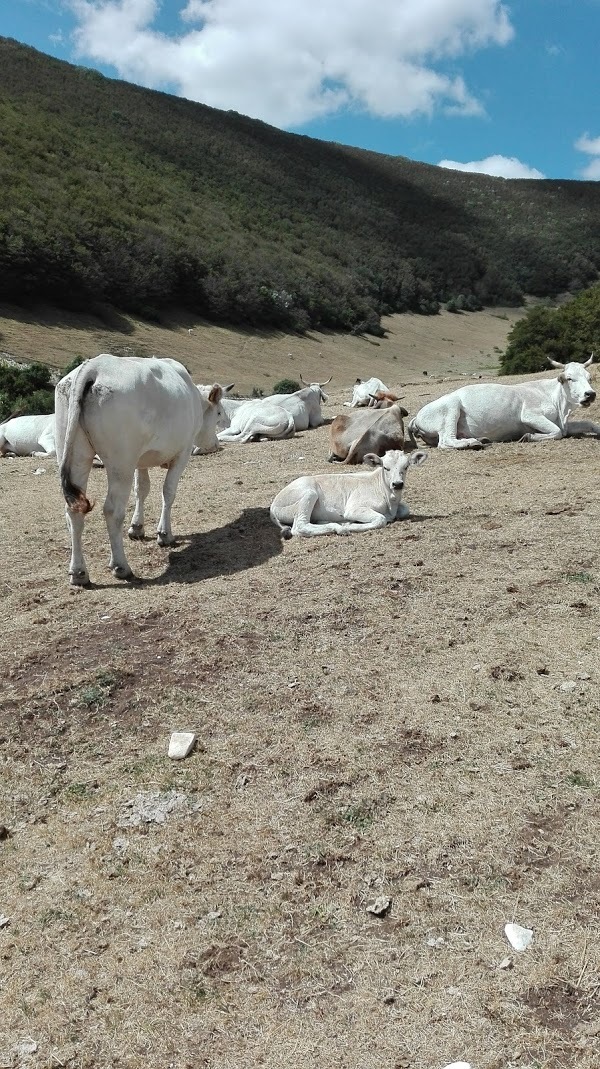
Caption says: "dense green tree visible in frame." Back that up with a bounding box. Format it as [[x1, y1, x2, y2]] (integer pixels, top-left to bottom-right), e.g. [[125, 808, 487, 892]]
[[500, 285, 600, 373]]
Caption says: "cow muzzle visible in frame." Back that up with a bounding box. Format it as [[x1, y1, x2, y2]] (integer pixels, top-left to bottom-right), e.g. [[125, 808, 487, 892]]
[[391, 480, 404, 490], [581, 391, 596, 407]]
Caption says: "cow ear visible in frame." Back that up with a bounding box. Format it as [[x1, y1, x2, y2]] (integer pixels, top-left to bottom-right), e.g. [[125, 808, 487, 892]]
[[208, 384, 223, 404], [400, 406, 409, 417], [557, 373, 566, 385], [362, 453, 382, 467], [409, 449, 427, 466], [355, 377, 362, 385], [224, 383, 235, 393]]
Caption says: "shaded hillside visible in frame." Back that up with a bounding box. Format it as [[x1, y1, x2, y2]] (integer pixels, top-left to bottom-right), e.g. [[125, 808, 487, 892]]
[[1, 37, 600, 332]]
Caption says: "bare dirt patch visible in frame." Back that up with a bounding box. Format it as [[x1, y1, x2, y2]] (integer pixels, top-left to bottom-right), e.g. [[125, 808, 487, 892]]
[[1, 353, 599, 1069]]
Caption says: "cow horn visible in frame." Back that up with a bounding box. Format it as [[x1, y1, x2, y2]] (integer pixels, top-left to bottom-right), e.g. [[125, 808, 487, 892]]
[[319, 376, 333, 386], [547, 357, 565, 369], [299, 372, 308, 385], [583, 352, 594, 368]]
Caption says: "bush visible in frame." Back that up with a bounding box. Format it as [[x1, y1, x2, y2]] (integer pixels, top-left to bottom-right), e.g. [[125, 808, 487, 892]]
[[500, 284, 600, 373], [0, 362, 55, 420], [272, 378, 301, 394]]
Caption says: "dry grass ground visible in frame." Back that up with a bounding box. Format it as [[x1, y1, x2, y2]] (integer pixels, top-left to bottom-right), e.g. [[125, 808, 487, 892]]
[[0, 301, 523, 387], [1, 313, 599, 1069]]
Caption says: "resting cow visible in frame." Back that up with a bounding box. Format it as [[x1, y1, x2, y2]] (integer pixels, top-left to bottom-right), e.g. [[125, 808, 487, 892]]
[[263, 376, 331, 430], [407, 356, 599, 449], [344, 377, 389, 407], [328, 401, 409, 464], [270, 448, 427, 538], [217, 393, 295, 442], [0, 413, 56, 457], [55, 354, 224, 586]]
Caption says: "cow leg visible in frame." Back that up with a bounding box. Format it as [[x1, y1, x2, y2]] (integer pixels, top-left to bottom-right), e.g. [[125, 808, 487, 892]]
[[337, 508, 389, 534], [128, 468, 150, 540], [32, 450, 54, 459], [343, 435, 367, 464], [64, 453, 95, 586], [156, 449, 190, 546], [519, 413, 564, 442], [436, 403, 484, 449], [102, 467, 136, 579], [564, 419, 600, 438], [217, 428, 245, 442], [283, 489, 344, 537]]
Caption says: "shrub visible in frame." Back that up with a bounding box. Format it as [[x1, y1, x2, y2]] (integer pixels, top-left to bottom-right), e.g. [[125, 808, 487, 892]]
[[0, 362, 55, 420], [272, 378, 301, 394]]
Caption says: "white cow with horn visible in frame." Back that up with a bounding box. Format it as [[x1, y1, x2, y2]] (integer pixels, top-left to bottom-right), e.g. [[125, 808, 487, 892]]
[[261, 375, 331, 430], [55, 354, 225, 586], [408, 355, 599, 449]]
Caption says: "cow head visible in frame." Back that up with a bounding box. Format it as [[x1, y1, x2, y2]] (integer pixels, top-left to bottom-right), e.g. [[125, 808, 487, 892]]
[[363, 448, 427, 491], [195, 383, 227, 452], [299, 373, 332, 402], [549, 355, 596, 408]]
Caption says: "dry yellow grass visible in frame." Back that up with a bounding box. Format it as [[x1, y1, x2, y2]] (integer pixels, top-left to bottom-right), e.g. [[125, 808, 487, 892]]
[[1, 309, 599, 1069]]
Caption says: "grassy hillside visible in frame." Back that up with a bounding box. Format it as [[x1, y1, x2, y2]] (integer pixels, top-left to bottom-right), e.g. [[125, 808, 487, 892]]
[[1, 37, 600, 333]]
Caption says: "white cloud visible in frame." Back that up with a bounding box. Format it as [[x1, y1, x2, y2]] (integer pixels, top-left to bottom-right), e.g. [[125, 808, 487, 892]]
[[67, 0, 513, 127], [438, 154, 545, 178], [575, 133, 600, 180], [575, 133, 600, 156]]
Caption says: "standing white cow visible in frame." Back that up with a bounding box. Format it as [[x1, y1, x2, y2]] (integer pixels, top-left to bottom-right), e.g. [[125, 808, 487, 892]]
[[270, 449, 427, 538], [408, 356, 599, 449], [0, 413, 56, 457], [344, 377, 389, 408], [55, 354, 224, 586]]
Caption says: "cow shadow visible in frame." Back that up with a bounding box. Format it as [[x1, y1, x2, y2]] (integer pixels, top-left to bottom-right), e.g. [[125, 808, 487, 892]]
[[147, 506, 282, 585]]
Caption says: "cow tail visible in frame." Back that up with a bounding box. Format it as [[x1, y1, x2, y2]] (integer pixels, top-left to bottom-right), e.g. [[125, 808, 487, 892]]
[[59, 362, 96, 514]]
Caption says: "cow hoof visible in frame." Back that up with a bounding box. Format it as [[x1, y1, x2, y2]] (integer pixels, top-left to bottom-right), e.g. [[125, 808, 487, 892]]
[[128, 524, 145, 540], [112, 565, 135, 581], [157, 532, 175, 548], [69, 569, 90, 587]]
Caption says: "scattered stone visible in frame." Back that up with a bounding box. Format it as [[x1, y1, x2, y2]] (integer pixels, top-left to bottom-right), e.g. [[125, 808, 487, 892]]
[[15, 1039, 38, 1057], [0, 825, 11, 841], [117, 790, 192, 827], [168, 732, 196, 760], [560, 680, 577, 692], [32, 468, 46, 476], [497, 956, 513, 970], [366, 895, 392, 917], [401, 875, 430, 892], [0, 914, 10, 928], [441, 1063, 471, 1069], [504, 922, 533, 952], [426, 935, 445, 948], [576, 672, 591, 680]]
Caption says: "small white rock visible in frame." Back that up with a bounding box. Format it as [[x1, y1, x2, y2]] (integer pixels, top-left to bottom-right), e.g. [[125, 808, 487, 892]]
[[15, 1039, 38, 1056], [168, 732, 196, 760], [560, 681, 577, 692], [366, 895, 391, 916], [504, 922, 533, 951], [441, 1063, 471, 1069], [32, 468, 46, 476], [0, 914, 10, 928], [498, 956, 513, 969], [426, 935, 445, 948]]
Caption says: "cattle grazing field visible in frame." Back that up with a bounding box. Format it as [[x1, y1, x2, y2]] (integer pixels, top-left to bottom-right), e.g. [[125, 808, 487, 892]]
[[1, 313, 599, 1069]]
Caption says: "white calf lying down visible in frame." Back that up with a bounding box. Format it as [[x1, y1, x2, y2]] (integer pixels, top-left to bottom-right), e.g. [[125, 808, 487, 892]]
[[408, 356, 599, 449], [0, 413, 56, 457], [55, 354, 224, 586], [270, 449, 427, 538], [217, 394, 295, 443], [344, 377, 389, 407]]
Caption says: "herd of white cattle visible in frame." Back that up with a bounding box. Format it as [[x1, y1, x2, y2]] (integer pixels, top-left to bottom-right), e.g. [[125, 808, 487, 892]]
[[0, 354, 598, 585]]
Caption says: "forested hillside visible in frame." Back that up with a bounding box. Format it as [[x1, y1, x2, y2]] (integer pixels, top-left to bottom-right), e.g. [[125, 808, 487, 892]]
[[501, 283, 600, 373], [2, 37, 600, 333]]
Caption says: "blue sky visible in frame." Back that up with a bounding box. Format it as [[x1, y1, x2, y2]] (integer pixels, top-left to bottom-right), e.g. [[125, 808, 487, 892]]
[[3, 0, 600, 180]]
